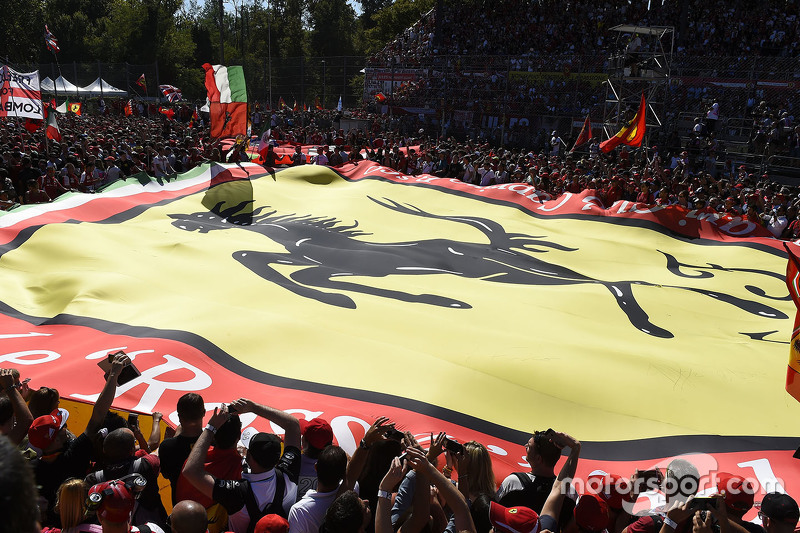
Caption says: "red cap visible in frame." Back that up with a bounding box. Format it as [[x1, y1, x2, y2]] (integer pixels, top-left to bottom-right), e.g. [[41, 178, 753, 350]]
[[489, 501, 540, 533], [716, 472, 755, 513], [586, 470, 628, 510], [255, 514, 290, 533], [574, 493, 611, 532], [89, 480, 135, 523], [299, 418, 333, 449], [28, 408, 69, 451]]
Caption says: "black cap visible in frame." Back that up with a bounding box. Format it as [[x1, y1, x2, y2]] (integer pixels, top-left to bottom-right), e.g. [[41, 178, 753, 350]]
[[761, 493, 800, 524], [248, 432, 282, 469]]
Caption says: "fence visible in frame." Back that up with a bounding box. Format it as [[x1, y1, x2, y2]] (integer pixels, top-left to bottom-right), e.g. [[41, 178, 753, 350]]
[[10, 54, 800, 140], [12, 57, 369, 110]]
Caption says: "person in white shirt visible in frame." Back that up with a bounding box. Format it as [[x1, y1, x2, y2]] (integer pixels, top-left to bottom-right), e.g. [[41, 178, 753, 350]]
[[105, 159, 123, 183], [79, 161, 102, 192], [461, 155, 476, 184], [550, 131, 562, 156], [152, 146, 174, 177], [289, 446, 349, 533], [314, 147, 329, 166], [706, 101, 720, 135]]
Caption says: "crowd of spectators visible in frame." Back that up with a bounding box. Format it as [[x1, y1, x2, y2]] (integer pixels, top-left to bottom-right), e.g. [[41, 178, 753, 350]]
[[1, 361, 798, 533], [369, 0, 800, 66], [4, 105, 800, 240], [365, 0, 800, 140]]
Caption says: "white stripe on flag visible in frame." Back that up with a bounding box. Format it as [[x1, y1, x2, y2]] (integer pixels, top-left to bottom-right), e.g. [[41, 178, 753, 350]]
[[215, 66, 232, 104]]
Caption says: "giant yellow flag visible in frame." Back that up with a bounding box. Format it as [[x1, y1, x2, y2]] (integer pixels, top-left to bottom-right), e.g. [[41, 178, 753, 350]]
[[0, 161, 797, 511]]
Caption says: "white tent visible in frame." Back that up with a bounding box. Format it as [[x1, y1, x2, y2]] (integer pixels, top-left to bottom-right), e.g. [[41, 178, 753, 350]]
[[40, 76, 81, 94], [79, 77, 127, 97]]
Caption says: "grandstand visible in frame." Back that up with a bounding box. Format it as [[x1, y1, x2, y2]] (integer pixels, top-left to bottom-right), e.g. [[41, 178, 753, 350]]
[[364, 0, 800, 178]]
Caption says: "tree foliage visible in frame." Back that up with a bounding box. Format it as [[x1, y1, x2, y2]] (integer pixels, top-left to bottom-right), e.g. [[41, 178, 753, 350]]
[[2, 0, 433, 100]]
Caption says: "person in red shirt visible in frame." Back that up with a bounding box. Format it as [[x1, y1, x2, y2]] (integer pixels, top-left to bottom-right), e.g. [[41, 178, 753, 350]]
[[635, 182, 654, 205], [604, 177, 624, 205], [176, 415, 244, 532], [40, 164, 69, 199]]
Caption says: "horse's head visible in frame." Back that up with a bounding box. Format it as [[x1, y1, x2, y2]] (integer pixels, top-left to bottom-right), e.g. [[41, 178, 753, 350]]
[[169, 211, 230, 233], [169, 200, 256, 233]]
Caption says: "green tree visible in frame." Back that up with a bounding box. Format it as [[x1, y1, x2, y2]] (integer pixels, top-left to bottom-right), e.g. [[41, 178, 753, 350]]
[[0, 0, 46, 64], [308, 0, 357, 57]]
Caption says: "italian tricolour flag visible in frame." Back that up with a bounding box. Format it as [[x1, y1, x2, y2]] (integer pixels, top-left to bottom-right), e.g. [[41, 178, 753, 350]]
[[46, 106, 61, 142], [202, 63, 248, 138]]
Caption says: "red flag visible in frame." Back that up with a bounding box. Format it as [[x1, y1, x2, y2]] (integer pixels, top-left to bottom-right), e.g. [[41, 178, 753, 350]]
[[124, 100, 133, 116], [784, 243, 800, 403], [136, 73, 147, 92], [46, 107, 61, 142], [600, 93, 646, 153], [293, 100, 298, 111], [315, 97, 322, 110], [158, 107, 175, 120], [68, 102, 82, 116], [279, 97, 287, 109], [375, 93, 387, 103], [24, 118, 42, 133], [570, 115, 593, 153]]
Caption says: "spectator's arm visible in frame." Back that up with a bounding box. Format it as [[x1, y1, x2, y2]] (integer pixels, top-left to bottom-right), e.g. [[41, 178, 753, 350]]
[[86, 353, 130, 435], [228, 398, 301, 449], [130, 418, 151, 453], [659, 499, 694, 533], [541, 432, 580, 520], [400, 462, 431, 533], [344, 416, 393, 493], [376, 457, 407, 533], [406, 447, 476, 533], [147, 412, 163, 451], [183, 405, 230, 498], [0, 369, 33, 445]]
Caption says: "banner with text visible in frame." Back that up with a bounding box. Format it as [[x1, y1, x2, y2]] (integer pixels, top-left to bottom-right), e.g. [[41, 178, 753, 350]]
[[0, 65, 43, 119]]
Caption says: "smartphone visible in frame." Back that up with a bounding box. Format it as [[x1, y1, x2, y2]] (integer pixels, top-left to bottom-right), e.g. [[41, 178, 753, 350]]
[[687, 497, 718, 512], [385, 428, 405, 441], [97, 351, 142, 386], [128, 413, 139, 426], [444, 437, 464, 455]]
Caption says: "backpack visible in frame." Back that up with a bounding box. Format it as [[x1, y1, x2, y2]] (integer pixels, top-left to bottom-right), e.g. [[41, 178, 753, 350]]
[[498, 473, 553, 511], [498, 473, 575, 528], [243, 471, 287, 533]]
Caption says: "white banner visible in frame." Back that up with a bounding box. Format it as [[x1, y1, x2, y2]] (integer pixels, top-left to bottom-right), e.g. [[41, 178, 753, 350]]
[[0, 65, 43, 120]]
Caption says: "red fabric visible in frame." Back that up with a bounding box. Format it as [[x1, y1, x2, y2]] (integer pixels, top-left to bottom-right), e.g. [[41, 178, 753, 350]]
[[202, 64, 221, 102], [209, 102, 247, 138], [784, 243, 800, 403], [600, 94, 646, 153], [24, 119, 42, 133], [175, 447, 242, 508], [570, 115, 593, 152]]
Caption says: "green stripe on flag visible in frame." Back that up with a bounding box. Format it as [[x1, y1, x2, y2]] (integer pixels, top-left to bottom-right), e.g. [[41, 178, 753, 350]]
[[227, 66, 247, 103]]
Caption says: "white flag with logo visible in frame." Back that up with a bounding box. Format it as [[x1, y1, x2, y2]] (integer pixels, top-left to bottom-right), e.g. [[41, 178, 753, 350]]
[[0, 65, 43, 119]]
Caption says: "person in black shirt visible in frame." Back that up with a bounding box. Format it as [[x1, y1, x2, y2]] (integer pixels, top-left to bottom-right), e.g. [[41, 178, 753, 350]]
[[30, 352, 132, 528]]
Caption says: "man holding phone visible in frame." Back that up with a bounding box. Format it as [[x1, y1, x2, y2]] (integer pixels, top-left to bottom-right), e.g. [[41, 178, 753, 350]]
[[30, 352, 132, 526], [496, 429, 577, 528]]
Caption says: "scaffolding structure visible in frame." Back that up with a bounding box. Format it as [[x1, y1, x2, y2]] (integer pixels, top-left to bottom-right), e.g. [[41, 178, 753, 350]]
[[603, 25, 674, 144]]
